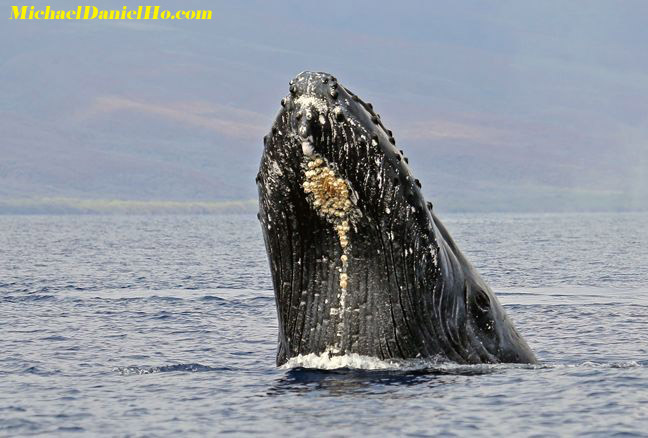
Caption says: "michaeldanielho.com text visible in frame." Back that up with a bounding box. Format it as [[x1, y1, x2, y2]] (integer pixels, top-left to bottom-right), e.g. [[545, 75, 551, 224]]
[[9, 5, 212, 20]]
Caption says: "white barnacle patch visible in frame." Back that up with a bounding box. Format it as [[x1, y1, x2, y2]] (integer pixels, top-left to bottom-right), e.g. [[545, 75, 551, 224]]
[[302, 141, 314, 156], [295, 95, 329, 114]]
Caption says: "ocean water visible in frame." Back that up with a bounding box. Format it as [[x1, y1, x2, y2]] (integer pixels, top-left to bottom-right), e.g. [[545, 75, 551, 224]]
[[1, 213, 648, 437]]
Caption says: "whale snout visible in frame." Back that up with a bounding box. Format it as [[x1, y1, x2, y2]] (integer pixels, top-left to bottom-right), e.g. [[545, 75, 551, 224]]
[[280, 71, 347, 157], [288, 71, 340, 100], [277, 71, 402, 172]]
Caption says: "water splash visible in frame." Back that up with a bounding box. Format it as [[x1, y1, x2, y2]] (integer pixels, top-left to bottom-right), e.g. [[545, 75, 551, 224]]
[[281, 352, 448, 371], [281, 353, 644, 372]]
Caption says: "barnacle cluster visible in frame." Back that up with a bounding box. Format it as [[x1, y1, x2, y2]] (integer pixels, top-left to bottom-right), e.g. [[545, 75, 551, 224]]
[[302, 156, 352, 292], [302, 159, 352, 220]]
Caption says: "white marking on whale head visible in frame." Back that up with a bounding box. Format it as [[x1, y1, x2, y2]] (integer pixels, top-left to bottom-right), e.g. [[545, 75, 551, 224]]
[[294, 95, 329, 114], [302, 140, 314, 156]]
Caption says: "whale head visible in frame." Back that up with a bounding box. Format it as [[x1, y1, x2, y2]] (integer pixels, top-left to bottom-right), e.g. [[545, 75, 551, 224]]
[[257, 71, 537, 366]]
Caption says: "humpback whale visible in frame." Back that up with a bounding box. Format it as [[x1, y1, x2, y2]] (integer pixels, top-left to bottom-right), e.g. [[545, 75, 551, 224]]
[[257, 71, 537, 366]]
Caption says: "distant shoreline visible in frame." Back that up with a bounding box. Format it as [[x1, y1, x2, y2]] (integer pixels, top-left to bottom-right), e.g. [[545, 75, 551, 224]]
[[0, 197, 646, 215], [0, 198, 258, 215]]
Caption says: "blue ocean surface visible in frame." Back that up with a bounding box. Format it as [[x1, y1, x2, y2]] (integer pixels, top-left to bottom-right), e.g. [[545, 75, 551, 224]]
[[1, 213, 648, 436]]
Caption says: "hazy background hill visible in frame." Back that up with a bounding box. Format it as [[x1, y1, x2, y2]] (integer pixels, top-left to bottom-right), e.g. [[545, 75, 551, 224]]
[[2, 0, 647, 213]]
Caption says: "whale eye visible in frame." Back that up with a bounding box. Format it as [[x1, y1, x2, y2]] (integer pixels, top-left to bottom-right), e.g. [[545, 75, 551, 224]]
[[474, 290, 490, 313], [471, 290, 495, 334]]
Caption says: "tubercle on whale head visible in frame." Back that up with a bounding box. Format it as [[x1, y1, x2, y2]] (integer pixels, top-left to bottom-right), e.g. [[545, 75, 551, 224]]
[[257, 71, 538, 366]]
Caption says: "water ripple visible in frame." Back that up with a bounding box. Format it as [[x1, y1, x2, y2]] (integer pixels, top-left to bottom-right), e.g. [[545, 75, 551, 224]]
[[113, 363, 235, 375], [1, 214, 647, 436]]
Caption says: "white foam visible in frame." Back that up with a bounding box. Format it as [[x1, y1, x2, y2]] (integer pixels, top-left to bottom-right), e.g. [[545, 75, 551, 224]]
[[282, 353, 402, 370], [280, 354, 644, 372], [281, 352, 448, 371]]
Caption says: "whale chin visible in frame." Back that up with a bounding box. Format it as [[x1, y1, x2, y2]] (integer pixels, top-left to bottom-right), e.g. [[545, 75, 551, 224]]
[[257, 71, 538, 366]]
